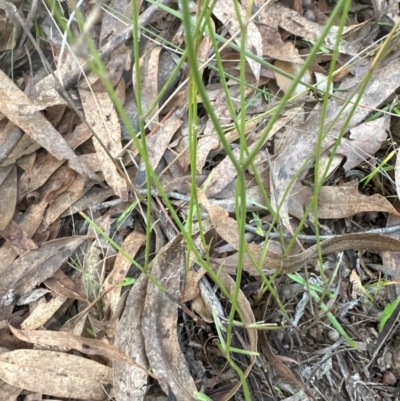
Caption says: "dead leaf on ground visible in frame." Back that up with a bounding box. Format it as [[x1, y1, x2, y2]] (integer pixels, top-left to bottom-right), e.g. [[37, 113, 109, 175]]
[[135, 111, 183, 187], [335, 116, 389, 171], [103, 230, 146, 317], [210, 0, 263, 80], [0, 236, 88, 300], [142, 235, 197, 400], [79, 80, 128, 201], [114, 273, 150, 401], [0, 70, 99, 181], [0, 349, 112, 400], [317, 186, 400, 218], [270, 57, 400, 229], [211, 232, 400, 276], [21, 294, 67, 330], [0, 165, 16, 230]]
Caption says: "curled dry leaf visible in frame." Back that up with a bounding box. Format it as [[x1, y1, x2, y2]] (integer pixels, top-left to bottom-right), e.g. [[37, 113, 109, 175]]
[[213, 233, 400, 276], [0, 349, 112, 400], [142, 235, 197, 400]]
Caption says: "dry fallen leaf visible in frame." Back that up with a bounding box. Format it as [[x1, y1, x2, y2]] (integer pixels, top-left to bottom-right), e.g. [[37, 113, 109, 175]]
[[335, 116, 389, 171], [211, 0, 262, 80], [79, 81, 128, 201], [317, 186, 400, 218], [103, 230, 146, 317], [0, 236, 88, 301], [211, 232, 400, 276], [114, 273, 150, 401], [135, 110, 183, 186], [274, 60, 313, 95], [0, 349, 112, 400], [142, 235, 197, 400], [0, 165, 16, 230], [270, 57, 400, 230], [0, 70, 99, 181]]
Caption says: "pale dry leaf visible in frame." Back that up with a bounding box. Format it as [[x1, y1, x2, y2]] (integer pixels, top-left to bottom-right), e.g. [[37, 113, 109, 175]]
[[1, 133, 41, 167], [0, 201, 47, 274], [21, 294, 67, 330], [0, 70, 99, 181], [371, 0, 398, 21], [211, 271, 257, 401], [9, 326, 144, 368], [317, 186, 400, 219], [192, 295, 214, 323], [206, 107, 300, 197], [89, 52, 128, 92], [18, 290, 52, 308], [44, 269, 86, 301], [79, 85, 128, 201], [270, 58, 400, 231], [181, 268, 207, 303], [0, 165, 14, 186], [0, 378, 22, 400], [0, 236, 88, 300], [0, 165, 16, 230], [0, 220, 38, 256], [269, 2, 359, 55], [275, 60, 312, 95], [211, 0, 262, 80], [315, 150, 342, 183], [100, 0, 131, 46], [18, 122, 92, 199], [381, 213, 400, 295], [138, 44, 162, 130], [257, 7, 303, 63], [136, 111, 183, 187], [16, 152, 36, 173], [114, 273, 149, 401], [396, 150, 400, 201], [335, 116, 389, 171], [196, 91, 233, 173], [142, 235, 197, 400], [103, 230, 146, 316], [0, 349, 112, 400], [60, 186, 115, 217]]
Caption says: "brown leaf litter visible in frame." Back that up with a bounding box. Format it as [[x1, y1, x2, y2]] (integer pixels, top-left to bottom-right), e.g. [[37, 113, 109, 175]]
[[0, 0, 400, 400]]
